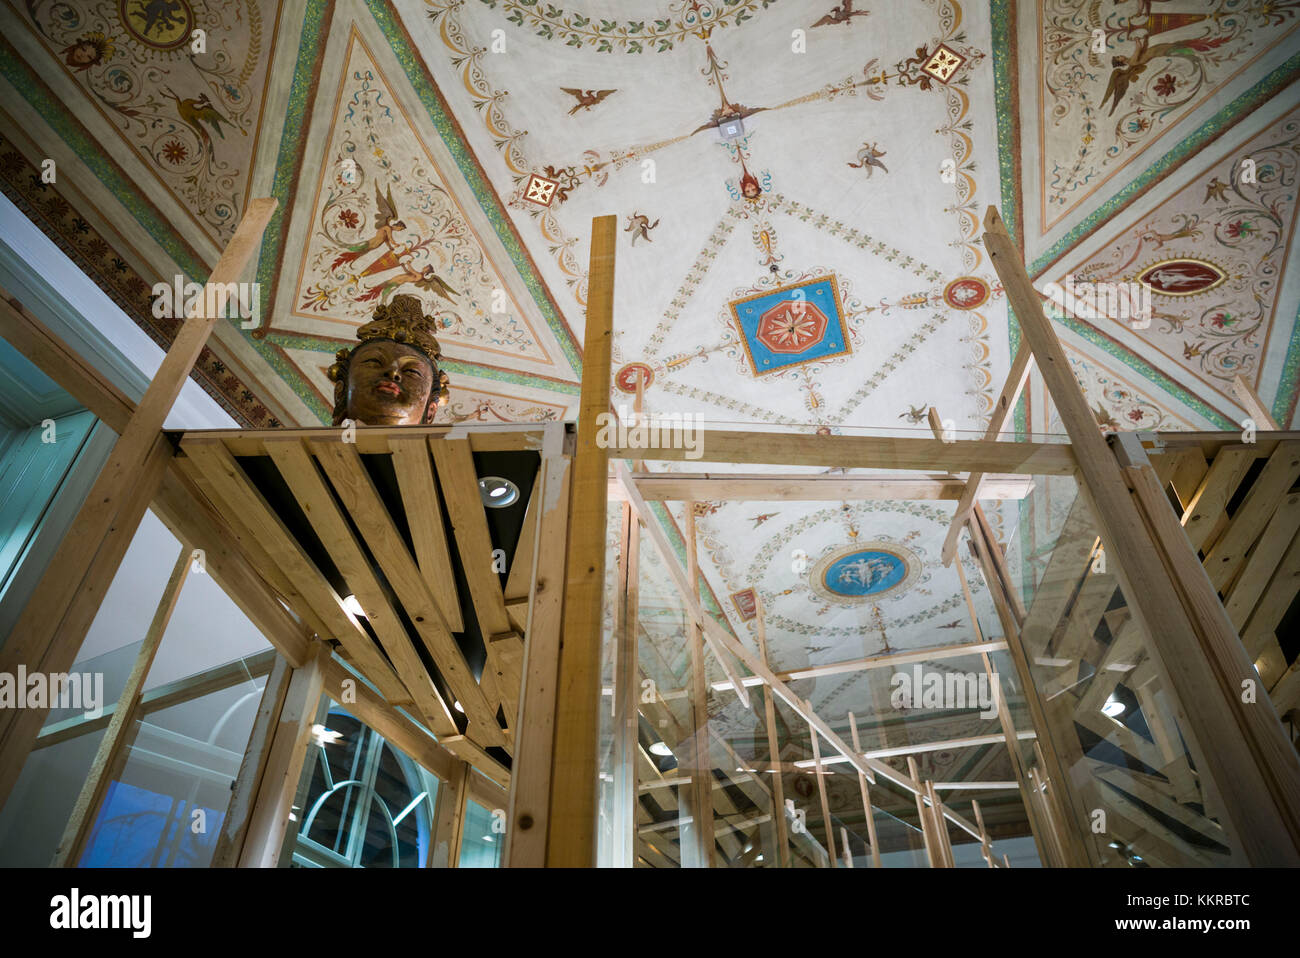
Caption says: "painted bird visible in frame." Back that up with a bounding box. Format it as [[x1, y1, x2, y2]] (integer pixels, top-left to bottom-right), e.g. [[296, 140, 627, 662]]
[[847, 142, 888, 177], [749, 512, 780, 528], [624, 212, 659, 245], [358, 264, 458, 305], [1204, 176, 1229, 203], [813, 0, 870, 27], [1099, 33, 1231, 117], [562, 88, 616, 115], [899, 404, 928, 424], [161, 88, 243, 160]]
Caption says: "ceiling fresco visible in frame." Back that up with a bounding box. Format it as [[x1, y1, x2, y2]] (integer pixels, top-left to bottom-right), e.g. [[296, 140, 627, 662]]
[[1, 0, 1298, 787]]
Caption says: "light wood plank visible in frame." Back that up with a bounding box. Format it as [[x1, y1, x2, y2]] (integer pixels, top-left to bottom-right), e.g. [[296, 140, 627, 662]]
[[505, 454, 571, 866], [610, 432, 1076, 475], [1204, 441, 1300, 591], [308, 439, 503, 748], [547, 214, 617, 867], [212, 655, 293, 867], [621, 473, 1035, 502], [238, 641, 331, 867], [1223, 491, 1300, 629], [264, 438, 459, 737], [390, 438, 464, 632], [181, 440, 408, 707]]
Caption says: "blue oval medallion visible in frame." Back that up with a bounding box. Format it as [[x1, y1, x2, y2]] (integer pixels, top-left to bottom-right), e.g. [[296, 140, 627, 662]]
[[823, 550, 906, 597]]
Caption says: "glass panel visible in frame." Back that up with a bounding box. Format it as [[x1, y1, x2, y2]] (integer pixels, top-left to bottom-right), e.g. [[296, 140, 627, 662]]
[[1001, 472, 1238, 866], [459, 800, 503, 868], [79, 659, 266, 867], [598, 483, 1047, 867], [287, 698, 442, 868]]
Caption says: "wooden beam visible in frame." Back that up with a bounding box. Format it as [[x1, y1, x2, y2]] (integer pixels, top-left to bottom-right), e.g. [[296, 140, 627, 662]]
[[263, 439, 459, 737], [0, 199, 275, 732], [1223, 491, 1300, 630], [0, 288, 134, 432], [52, 545, 191, 866], [180, 440, 407, 707], [0, 430, 173, 810], [430, 437, 512, 639], [610, 432, 1075, 475], [308, 439, 502, 747], [808, 719, 837, 868], [754, 598, 792, 869], [939, 348, 1035, 565], [153, 469, 310, 668], [847, 713, 882, 868], [238, 640, 330, 867], [760, 640, 1009, 685], [617, 473, 1035, 502], [985, 202, 1300, 864], [681, 503, 716, 868], [390, 438, 464, 632], [1232, 375, 1280, 430], [611, 503, 640, 866], [320, 659, 457, 785], [1203, 441, 1300, 592], [547, 214, 616, 867], [430, 760, 472, 867], [506, 449, 571, 866], [211, 655, 293, 867]]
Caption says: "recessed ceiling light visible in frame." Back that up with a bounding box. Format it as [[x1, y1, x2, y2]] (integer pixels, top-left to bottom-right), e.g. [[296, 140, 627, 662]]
[[342, 594, 366, 618], [1102, 696, 1125, 718], [454, 701, 465, 713], [478, 476, 519, 508], [648, 742, 673, 757]]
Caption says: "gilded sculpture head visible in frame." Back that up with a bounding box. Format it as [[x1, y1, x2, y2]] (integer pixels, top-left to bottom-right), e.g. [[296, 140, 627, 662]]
[[327, 294, 450, 426]]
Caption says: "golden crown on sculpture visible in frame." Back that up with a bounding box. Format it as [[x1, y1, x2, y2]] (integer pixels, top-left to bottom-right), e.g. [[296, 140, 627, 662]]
[[327, 294, 450, 424]]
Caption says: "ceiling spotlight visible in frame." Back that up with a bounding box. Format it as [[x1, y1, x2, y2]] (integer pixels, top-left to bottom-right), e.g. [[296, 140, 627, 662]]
[[342, 594, 367, 618], [1102, 696, 1125, 718], [454, 701, 465, 713], [648, 741, 673, 757], [478, 476, 520, 508]]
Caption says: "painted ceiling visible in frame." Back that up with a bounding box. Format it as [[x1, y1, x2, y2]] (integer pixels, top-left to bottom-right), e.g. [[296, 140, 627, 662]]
[[1, 0, 1298, 785]]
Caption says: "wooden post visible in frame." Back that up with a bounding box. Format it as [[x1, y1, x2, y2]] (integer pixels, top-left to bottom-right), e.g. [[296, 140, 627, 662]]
[[506, 438, 571, 867], [1231, 375, 1280, 430], [809, 717, 837, 868], [847, 713, 883, 868], [907, 756, 940, 868], [681, 503, 717, 868], [972, 799, 995, 868], [211, 654, 294, 867], [51, 545, 191, 866], [756, 599, 792, 869], [547, 215, 616, 867], [966, 510, 1091, 866], [238, 640, 330, 867], [611, 503, 640, 867], [431, 759, 471, 867], [0, 199, 277, 810], [985, 204, 1300, 865]]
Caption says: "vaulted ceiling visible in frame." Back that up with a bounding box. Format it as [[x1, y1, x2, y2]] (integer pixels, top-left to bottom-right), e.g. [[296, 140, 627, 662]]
[[2, 0, 1298, 795]]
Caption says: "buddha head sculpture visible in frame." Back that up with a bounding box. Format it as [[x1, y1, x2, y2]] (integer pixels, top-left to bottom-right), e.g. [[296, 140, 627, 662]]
[[328, 294, 450, 426]]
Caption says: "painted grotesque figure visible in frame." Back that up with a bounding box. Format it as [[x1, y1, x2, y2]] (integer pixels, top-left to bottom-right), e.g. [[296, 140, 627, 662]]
[[327, 294, 450, 426]]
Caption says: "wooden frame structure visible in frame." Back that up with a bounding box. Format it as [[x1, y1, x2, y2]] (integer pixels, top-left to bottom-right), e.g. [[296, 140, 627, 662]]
[[2, 207, 1298, 869]]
